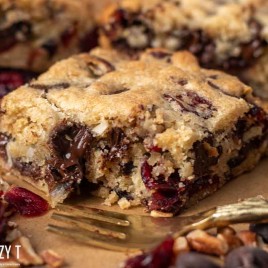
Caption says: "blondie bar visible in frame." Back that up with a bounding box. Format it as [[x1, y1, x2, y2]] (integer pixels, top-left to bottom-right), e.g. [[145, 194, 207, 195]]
[[0, 0, 96, 73], [0, 48, 267, 214], [100, 0, 268, 99]]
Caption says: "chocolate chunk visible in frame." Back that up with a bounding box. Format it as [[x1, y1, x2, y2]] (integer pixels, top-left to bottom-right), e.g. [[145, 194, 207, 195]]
[[46, 123, 92, 190], [106, 128, 129, 160], [86, 56, 115, 78], [250, 223, 268, 243], [0, 132, 9, 161], [13, 159, 41, 180], [121, 161, 134, 175], [164, 91, 216, 119], [193, 136, 219, 177], [114, 189, 133, 200], [225, 246, 268, 268], [0, 21, 32, 52], [176, 252, 220, 268], [180, 29, 216, 67]]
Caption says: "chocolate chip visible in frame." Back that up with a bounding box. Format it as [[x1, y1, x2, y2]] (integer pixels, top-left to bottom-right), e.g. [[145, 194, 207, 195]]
[[0, 21, 32, 52], [149, 50, 172, 61], [86, 56, 115, 78], [121, 161, 135, 175], [250, 223, 268, 243], [30, 82, 70, 91], [170, 76, 188, 86], [207, 80, 220, 90], [13, 159, 41, 179], [224, 246, 268, 268], [114, 189, 133, 200], [164, 91, 216, 119], [176, 252, 220, 268]]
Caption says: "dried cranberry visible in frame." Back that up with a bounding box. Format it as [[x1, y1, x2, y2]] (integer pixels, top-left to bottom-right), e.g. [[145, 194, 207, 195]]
[[0, 71, 24, 97], [149, 146, 162, 153], [149, 187, 180, 213], [124, 237, 174, 268], [4, 187, 49, 217], [141, 160, 155, 190]]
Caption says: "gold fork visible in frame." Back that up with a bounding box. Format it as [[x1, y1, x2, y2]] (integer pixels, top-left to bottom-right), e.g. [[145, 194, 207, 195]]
[[47, 196, 268, 252]]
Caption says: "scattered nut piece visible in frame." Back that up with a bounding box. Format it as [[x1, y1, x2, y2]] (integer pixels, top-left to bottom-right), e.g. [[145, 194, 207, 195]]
[[187, 229, 229, 256], [237, 230, 257, 247], [11, 236, 43, 265], [41, 250, 64, 268], [217, 226, 236, 236], [217, 227, 242, 251], [173, 236, 190, 255]]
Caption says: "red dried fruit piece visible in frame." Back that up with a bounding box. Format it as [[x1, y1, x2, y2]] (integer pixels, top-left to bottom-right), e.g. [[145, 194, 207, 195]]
[[149, 187, 180, 213], [141, 160, 155, 190], [0, 71, 25, 97], [4, 187, 49, 217], [124, 237, 174, 268]]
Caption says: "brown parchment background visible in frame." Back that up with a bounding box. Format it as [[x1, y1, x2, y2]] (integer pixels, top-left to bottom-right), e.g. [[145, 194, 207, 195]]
[[5, 158, 268, 268]]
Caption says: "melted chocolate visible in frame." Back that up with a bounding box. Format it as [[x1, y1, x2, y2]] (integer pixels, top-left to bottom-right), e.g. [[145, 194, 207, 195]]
[[46, 123, 92, 190]]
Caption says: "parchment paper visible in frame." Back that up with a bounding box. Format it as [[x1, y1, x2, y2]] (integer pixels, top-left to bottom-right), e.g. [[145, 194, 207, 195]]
[[6, 158, 268, 268]]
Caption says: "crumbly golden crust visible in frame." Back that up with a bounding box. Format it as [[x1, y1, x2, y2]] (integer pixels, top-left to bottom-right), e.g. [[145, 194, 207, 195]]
[[0, 0, 95, 72], [0, 48, 267, 213]]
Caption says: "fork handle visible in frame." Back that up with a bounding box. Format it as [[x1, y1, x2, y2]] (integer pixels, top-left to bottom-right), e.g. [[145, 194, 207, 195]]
[[175, 196, 268, 237]]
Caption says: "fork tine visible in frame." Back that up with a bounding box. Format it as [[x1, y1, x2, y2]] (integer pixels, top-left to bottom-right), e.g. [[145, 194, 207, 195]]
[[47, 224, 153, 251], [51, 213, 127, 240], [57, 204, 130, 226]]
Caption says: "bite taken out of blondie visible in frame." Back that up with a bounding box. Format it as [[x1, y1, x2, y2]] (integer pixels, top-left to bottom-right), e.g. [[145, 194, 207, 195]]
[[0, 47, 267, 215]]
